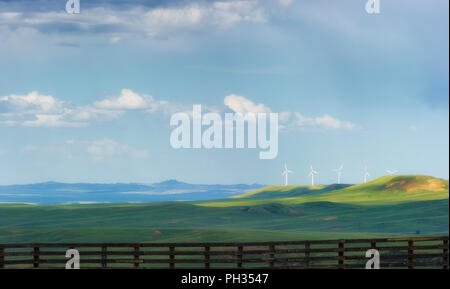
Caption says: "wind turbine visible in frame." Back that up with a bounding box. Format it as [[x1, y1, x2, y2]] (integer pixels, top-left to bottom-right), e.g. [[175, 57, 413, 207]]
[[386, 169, 398, 176], [363, 166, 370, 184], [308, 165, 318, 186], [333, 165, 343, 184], [281, 163, 293, 186]]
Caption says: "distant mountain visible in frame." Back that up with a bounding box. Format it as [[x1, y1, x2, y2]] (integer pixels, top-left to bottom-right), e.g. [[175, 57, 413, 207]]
[[0, 180, 264, 205]]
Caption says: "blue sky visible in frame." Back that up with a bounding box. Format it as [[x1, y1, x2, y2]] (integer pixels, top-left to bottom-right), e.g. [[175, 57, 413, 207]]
[[0, 0, 448, 185]]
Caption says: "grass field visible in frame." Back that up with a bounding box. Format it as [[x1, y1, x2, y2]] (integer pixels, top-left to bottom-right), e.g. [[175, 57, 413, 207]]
[[0, 175, 448, 243], [0, 228, 396, 243]]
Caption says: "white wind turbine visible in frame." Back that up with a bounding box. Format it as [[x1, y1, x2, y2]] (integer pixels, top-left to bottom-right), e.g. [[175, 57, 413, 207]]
[[363, 166, 370, 183], [333, 165, 344, 184], [386, 169, 398, 176], [308, 165, 318, 186], [281, 163, 293, 186]]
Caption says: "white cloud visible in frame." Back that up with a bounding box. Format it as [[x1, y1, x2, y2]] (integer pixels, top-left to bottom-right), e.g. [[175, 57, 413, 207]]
[[279, 111, 292, 123], [0, 91, 63, 113], [94, 89, 157, 110], [0, 89, 359, 131], [314, 114, 358, 130], [70, 105, 124, 121], [0, 89, 181, 127], [87, 139, 149, 161], [224, 94, 271, 114], [223, 94, 358, 131], [22, 114, 84, 128], [0, 1, 266, 40], [290, 112, 358, 130]]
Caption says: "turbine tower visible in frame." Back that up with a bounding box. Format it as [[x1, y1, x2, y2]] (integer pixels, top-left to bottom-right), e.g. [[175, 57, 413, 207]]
[[308, 165, 318, 186], [386, 169, 398, 176], [281, 163, 293, 186], [363, 166, 370, 183], [333, 165, 343, 184]]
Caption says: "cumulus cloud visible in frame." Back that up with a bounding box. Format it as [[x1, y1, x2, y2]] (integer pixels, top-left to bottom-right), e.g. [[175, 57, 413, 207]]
[[224, 94, 271, 114], [0, 90, 359, 131], [0, 91, 84, 127], [0, 91, 63, 113], [94, 89, 157, 110], [223, 94, 358, 131], [0, 89, 171, 127]]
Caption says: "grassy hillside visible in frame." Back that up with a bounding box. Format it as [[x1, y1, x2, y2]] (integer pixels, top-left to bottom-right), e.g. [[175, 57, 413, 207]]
[[0, 200, 447, 243], [0, 175, 447, 243], [200, 175, 449, 207], [232, 184, 351, 199]]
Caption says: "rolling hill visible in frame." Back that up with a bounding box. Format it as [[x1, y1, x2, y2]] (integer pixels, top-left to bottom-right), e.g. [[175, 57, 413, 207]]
[[232, 184, 351, 199], [199, 175, 449, 207], [0, 175, 447, 243]]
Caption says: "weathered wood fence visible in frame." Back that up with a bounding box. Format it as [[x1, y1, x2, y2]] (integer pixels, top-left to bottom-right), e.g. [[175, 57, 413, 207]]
[[0, 236, 448, 269]]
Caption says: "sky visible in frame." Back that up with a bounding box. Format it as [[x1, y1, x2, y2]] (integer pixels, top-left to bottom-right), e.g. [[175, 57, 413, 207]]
[[0, 0, 448, 185]]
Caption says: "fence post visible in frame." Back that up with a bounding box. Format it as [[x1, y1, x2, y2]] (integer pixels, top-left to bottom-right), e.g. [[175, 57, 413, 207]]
[[407, 241, 414, 269], [134, 246, 140, 268], [0, 247, 4, 269], [205, 246, 210, 269], [305, 243, 310, 268], [33, 247, 40, 268], [237, 246, 243, 268], [101, 246, 107, 268], [269, 244, 275, 268], [443, 239, 448, 269], [169, 246, 175, 269], [338, 242, 344, 268]]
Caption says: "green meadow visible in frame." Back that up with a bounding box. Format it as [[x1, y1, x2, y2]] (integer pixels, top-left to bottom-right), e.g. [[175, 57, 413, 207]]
[[0, 175, 448, 243]]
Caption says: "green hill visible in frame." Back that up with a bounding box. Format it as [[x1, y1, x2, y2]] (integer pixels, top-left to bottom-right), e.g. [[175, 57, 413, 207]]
[[0, 175, 447, 243], [232, 184, 351, 199], [199, 175, 449, 207]]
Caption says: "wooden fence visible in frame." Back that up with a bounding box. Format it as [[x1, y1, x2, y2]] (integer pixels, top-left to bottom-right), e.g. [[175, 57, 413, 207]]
[[0, 236, 448, 269]]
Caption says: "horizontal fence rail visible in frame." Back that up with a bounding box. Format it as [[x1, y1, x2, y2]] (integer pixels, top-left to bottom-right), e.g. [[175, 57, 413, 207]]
[[0, 236, 448, 269]]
